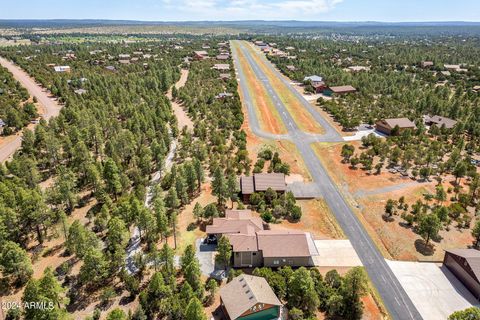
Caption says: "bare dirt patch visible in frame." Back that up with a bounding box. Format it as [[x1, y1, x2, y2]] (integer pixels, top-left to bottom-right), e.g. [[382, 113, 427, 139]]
[[167, 68, 194, 131], [269, 199, 345, 240]]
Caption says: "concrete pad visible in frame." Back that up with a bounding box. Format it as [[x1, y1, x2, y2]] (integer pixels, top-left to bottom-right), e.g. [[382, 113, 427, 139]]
[[343, 129, 386, 141], [386, 260, 479, 320], [314, 240, 362, 267]]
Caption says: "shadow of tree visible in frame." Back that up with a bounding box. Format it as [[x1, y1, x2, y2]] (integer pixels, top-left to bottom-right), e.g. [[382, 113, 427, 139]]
[[414, 239, 435, 256]]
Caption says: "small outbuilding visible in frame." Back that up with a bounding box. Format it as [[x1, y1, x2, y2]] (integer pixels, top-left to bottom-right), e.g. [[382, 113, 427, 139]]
[[220, 274, 283, 320], [444, 249, 480, 300], [303, 75, 324, 86]]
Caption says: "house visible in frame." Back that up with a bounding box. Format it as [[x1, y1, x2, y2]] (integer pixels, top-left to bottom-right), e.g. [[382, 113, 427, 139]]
[[444, 64, 467, 72], [193, 50, 209, 60], [216, 92, 234, 99], [220, 275, 283, 320], [212, 63, 230, 71], [53, 66, 71, 73], [473, 85, 480, 93], [219, 73, 231, 80], [118, 54, 131, 59], [323, 85, 357, 96], [303, 75, 324, 86], [240, 173, 286, 202], [347, 66, 370, 72], [105, 66, 116, 72], [74, 89, 87, 95], [375, 118, 416, 136], [421, 61, 434, 68], [312, 82, 327, 94], [0, 118, 5, 134], [285, 46, 295, 50], [118, 59, 131, 65], [216, 54, 230, 60], [254, 40, 266, 46], [286, 65, 296, 71], [444, 249, 480, 300], [206, 210, 318, 268], [424, 115, 457, 129]]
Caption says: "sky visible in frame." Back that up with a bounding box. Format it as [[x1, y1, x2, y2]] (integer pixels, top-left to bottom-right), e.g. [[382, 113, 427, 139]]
[[1, 0, 480, 22]]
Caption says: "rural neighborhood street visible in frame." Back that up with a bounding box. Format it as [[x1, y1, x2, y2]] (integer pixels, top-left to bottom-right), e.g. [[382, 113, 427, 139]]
[[0, 57, 62, 162], [232, 40, 423, 320]]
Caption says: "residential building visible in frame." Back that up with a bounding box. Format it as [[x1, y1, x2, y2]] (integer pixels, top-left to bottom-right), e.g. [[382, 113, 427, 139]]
[[212, 63, 230, 71], [206, 210, 318, 268], [118, 54, 131, 59], [424, 115, 457, 129], [286, 65, 296, 71], [473, 85, 480, 93], [240, 173, 286, 202], [216, 54, 230, 60], [215, 92, 234, 99], [219, 73, 231, 80], [421, 61, 434, 68], [375, 118, 416, 135], [193, 50, 209, 60], [53, 66, 71, 73], [303, 75, 324, 86], [220, 275, 283, 320], [324, 85, 357, 96], [0, 118, 5, 134], [347, 65, 370, 72], [444, 249, 480, 300]]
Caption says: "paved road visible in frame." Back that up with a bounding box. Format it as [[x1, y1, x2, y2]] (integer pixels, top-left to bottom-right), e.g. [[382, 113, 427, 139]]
[[232, 40, 422, 320], [0, 57, 62, 162]]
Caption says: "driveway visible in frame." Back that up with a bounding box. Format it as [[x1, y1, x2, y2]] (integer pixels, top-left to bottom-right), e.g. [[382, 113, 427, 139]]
[[386, 260, 479, 320], [195, 238, 226, 280], [0, 57, 62, 162], [314, 240, 362, 267]]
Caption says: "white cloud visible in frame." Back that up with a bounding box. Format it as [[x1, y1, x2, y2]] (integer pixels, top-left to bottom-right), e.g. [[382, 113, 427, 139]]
[[170, 0, 343, 20]]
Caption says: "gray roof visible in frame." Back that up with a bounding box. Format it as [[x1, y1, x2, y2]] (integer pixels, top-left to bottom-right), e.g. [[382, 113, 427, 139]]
[[220, 275, 282, 320], [303, 75, 323, 82], [426, 115, 457, 129], [0, 119, 5, 127], [446, 249, 480, 282]]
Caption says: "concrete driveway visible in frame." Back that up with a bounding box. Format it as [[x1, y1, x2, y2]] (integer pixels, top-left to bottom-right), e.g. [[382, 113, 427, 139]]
[[195, 238, 227, 280], [386, 260, 479, 320], [313, 240, 362, 267]]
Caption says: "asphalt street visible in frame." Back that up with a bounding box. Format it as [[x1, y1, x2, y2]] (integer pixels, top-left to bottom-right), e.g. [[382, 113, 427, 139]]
[[232, 40, 422, 320]]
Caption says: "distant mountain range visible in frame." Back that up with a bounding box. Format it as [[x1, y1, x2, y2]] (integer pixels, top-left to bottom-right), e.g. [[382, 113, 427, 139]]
[[1, 19, 480, 28]]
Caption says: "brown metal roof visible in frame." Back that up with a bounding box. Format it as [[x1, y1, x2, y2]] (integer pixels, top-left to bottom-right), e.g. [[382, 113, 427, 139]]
[[329, 85, 357, 93], [240, 176, 255, 194], [256, 230, 314, 258], [205, 213, 264, 235], [427, 115, 457, 129], [253, 173, 286, 192], [381, 118, 416, 129], [220, 275, 282, 320], [226, 233, 258, 252]]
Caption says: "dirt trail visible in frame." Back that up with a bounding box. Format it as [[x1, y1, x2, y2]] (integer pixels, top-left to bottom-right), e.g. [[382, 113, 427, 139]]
[[167, 68, 194, 131], [0, 57, 62, 162]]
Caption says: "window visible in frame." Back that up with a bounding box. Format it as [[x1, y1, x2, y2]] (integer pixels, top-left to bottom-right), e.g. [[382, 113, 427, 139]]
[[273, 260, 279, 265], [252, 252, 257, 256]]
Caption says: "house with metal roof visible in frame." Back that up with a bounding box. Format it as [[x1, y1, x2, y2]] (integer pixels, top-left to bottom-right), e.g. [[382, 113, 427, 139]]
[[220, 274, 283, 320], [424, 115, 457, 129], [240, 173, 287, 203], [303, 75, 324, 86], [444, 249, 480, 300], [375, 118, 417, 136], [206, 210, 318, 268]]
